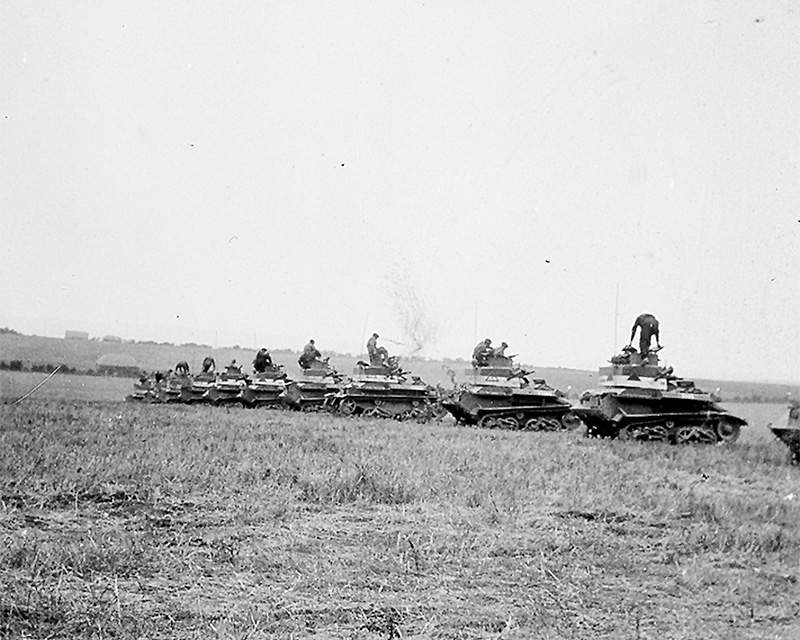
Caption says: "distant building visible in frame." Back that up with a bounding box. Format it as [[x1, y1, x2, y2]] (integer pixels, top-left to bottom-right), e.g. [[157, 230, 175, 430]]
[[102, 334, 122, 343], [65, 330, 89, 340], [96, 353, 139, 377]]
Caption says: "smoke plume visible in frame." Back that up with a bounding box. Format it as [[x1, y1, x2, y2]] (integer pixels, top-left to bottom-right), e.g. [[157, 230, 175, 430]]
[[385, 265, 438, 355]]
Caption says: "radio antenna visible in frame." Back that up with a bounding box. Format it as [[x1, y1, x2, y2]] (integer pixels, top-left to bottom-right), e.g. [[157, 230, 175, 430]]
[[613, 282, 620, 352]]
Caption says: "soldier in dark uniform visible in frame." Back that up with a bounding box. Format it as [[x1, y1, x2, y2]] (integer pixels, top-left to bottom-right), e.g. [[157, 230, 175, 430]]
[[253, 349, 273, 373], [298, 339, 322, 369], [493, 341, 509, 358], [201, 356, 216, 374], [175, 360, 190, 376], [226, 359, 242, 374], [367, 333, 388, 366], [629, 313, 661, 355], [472, 338, 493, 367]]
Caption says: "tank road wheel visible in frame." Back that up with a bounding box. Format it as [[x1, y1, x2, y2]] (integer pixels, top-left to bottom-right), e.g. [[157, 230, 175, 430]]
[[498, 416, 520, 430], [620, 424, 668, 442], [715, 419, 741, 444], [478, 415, 500, 429], [523, 418, 540, 431], [339, 398, 358, 416], [363, 407, 384, 419], [524, 417, 557, 431], [673, 425, 717, 445]]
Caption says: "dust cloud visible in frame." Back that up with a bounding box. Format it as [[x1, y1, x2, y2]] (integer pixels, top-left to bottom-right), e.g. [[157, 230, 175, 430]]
[[385, 265, 438, 356]]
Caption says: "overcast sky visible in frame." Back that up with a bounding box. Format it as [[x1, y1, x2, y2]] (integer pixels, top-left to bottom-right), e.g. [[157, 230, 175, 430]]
[[1, 1, 798, 383]]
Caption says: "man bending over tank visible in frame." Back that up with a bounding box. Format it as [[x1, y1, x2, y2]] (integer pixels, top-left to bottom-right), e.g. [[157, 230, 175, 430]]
[[253, 348, 273, 373], [629, 313, 661, 355], [201, 356, 216, 374], [298, 339, 322, 369], [175, 361, 190, 376], [367, 333, 389, 367], [472, 338, 493, 367]]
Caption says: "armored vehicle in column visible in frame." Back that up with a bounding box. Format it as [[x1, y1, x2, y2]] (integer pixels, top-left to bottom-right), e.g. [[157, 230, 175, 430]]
[[241, 363, 288, 407], [205, 362, 249, 405], [573, 346, 746, 444], [284, 358, 344, 411], [327, 357, 436, 421], [442, 355, 577, 430]]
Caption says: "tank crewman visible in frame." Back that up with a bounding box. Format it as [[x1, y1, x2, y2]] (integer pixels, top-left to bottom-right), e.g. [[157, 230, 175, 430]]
[[298, 339, 322, 369], [175, 360, 190, 376], [226, 359, 242, 374], [492, 341, 509, 358], [472, 338, 493, 367], [367, 333, 389, 366], [629, 313, 661, 355], [201, 356, 216, 374], [253, 348, 273, 373]]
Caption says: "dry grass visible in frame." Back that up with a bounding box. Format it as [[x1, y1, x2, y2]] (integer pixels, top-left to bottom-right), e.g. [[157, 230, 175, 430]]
[[1, 388, 798, 638]]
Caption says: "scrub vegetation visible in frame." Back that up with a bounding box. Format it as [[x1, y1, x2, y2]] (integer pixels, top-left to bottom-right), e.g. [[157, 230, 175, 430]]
[[1, 381, 798, 638]]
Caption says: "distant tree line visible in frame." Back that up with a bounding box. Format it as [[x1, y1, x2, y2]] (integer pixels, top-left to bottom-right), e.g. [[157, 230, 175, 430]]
[[0, 361, 138, 378], [729, 393, 792, 404]]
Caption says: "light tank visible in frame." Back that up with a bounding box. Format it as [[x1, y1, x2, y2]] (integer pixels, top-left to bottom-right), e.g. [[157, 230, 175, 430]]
[[283, 358, 345, 411], [327, 357, 436, 421], [574, 346, 746, 444], [769, 400, 800, 465], [442, 355, 577, 430], [125, 375, 159, 403], [205, 366, 249, 405], [181, 372, 217, 403], [240, 364, 288, 407], [158, 373, 194, 403]]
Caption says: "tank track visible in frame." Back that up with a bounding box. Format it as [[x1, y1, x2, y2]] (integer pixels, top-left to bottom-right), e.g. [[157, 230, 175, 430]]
[[334, 397, 434, 422], [584, 413, 742, 444], [471, 407, 580, 432]]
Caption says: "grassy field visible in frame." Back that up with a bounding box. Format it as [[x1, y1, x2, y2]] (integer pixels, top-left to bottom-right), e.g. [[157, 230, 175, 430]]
[[1, 373, 798, 639]]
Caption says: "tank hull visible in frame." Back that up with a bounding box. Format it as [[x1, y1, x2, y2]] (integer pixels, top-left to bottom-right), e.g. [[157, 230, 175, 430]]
[[206, 372, 248, 405], [284, 379, 342, 411], [328, 365, 435, 421], [443, 387, 576, 430], [239, 373, 286, 407], [575, 389, 746, 444], [442, 362, 577, 431]]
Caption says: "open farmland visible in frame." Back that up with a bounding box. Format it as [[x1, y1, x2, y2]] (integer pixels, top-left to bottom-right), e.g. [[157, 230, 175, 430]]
[[1, 375, 798, 639]]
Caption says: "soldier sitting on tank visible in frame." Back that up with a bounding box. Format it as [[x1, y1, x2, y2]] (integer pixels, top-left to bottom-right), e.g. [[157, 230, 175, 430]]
[[367, 333, 390, 367], [175, 360, 190, 376], [472, 338, 493, 367], [629, 313, 661, 355], [492, 341, 509, 359], [201, 356, 216, 374], [298, 339, 322, 369], [253, 349, 273, 373], [225, 359, 242, 375]]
